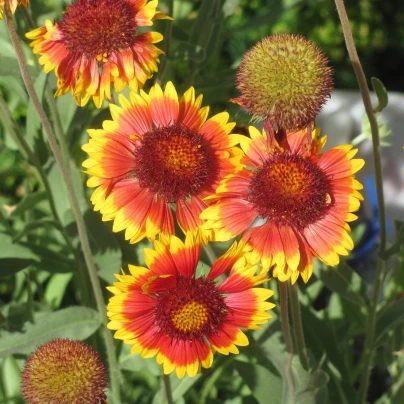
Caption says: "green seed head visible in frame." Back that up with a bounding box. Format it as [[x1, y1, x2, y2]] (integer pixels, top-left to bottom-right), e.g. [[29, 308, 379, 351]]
[[21, 339, 108, 404], [234, 34, 333, 131]]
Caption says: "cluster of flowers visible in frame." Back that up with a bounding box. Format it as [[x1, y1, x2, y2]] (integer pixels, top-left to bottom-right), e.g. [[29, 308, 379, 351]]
[[5, 0, 364, 390]]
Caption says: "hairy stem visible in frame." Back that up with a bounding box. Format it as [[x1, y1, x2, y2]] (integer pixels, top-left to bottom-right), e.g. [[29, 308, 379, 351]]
[[289, 283, 310, 370], [279, 282, 295, 403], [5, 6, 120, 402], [334, 1, 387, 403]]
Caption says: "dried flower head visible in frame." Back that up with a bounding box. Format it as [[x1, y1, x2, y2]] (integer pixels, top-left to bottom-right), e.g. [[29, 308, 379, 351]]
[[233, 34, 333, 131], [21, 339, 108, 404]]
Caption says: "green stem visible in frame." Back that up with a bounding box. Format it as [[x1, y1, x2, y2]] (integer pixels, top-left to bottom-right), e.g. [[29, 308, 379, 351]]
[[45, 87, 70, 166], [334, 1, 387, 403], [4, 6, 120, 403], [162, 374, 174, 404], [20, 5, 70, 166], [157, 0, 174, 84], [334, 0, 386, 251], [279, 282, 295, 403], [288, 283, 310, 370]]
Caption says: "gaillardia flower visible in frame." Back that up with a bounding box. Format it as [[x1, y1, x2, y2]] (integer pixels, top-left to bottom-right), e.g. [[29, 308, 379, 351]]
[[22, 339, 108, 404], [201, 126, 364, 283], [0, 0, 29, 19], [82, 81, 241, 243], [233, 34, 333, 131], [26, 0, 168, 107], [107, 233, 274, 378]]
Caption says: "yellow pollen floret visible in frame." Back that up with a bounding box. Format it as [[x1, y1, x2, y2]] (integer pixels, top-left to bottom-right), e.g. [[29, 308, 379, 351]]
[[172, 301, 208, 333], [159, 136, 201, 173]]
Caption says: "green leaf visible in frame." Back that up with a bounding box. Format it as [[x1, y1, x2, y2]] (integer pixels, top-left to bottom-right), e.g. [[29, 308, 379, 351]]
[[12, 218, 57, 243], [258, 331, 329, 404], [298, 306, 356, 398], [0, 232, 38, 277], [235, 361, 283, 404], [23, 242, 75, 273], [375, 299, 404, 346], [47, 160, 87, 226], [0, 356, 21, 399], [0, 307, 101, 357], [382, 221, 404, 260], [313, 260, 368, 306], [44, 273, 73, 309], [371, 77, 388, 112], [9, 191, 47, 218], [295, 366, 329, 404], [26, 72, 49, 165], [222, 0, 241, 18], [0, 56, 38, 78], [84, 210, 122, 284]]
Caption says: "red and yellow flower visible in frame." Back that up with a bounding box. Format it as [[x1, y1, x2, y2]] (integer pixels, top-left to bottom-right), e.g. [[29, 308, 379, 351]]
[[0, 0, 29, 19], [201, 126, 364, 283], [26, 0, 169, 108], [107, 232, 274, 378], [82, 81, 241, 243]]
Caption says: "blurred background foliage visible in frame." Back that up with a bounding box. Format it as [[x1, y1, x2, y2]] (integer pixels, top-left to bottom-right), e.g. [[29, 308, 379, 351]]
[[1, 1, 404, 403]]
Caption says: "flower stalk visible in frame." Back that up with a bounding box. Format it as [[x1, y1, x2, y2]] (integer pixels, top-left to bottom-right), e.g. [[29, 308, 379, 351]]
[[279, 282, 295, 402], [4, 5, 120, 402], [334, 1, 387, 403], [288, 283, 310, 370]]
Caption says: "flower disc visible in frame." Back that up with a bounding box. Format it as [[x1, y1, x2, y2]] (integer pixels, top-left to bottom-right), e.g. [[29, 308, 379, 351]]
[[134, 124, 218, 202], [60, 0, 138, 59], [248, 152, 331, 230]]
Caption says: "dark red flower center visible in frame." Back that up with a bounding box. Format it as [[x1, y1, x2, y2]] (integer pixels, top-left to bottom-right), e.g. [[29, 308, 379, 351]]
[[247, 153, 331, 229], [153, 276, 228, 341], [60, 0, 138, 59], [133, 124, 219, 202]]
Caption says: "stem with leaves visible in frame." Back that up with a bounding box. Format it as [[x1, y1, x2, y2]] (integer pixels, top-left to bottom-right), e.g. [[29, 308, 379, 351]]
[[334, 1, 387, 403], [4, 5, 120, 403]]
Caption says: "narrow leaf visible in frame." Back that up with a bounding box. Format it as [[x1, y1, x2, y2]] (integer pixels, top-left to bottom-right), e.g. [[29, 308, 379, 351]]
[[375, 299, 404, 346], [0, 56, 38, 78], [381, 221, 404, 260], [10, 191, 47, 218], [0, 232, 38, 277], [371, 77, 388, 112], [313, 261, 368, 306]]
